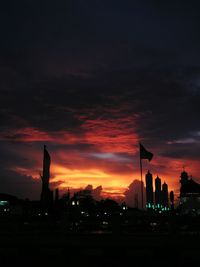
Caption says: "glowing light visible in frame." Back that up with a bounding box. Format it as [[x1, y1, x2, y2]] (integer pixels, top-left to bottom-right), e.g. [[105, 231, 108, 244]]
[[0, 201, 9, 206], [50, 163, 132, 196], [7, 121, 200, 201]]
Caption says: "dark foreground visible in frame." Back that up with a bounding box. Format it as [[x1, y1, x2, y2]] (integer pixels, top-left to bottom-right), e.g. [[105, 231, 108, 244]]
[[0, 231, 199, 267]]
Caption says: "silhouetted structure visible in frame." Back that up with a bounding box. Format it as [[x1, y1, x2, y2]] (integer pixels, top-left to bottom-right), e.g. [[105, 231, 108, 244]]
[[180, 170, 189, 186], [161, 182, 168, 208], [40, 145, 52, 212], [70, 193, 80, 207], [144, 173, 170, 211], [155, 176, 162, 208], [139, 143, 153, 209], [179, 171, 200, 214], [55, 188, 59, 203], [170, 191, 174, 210], [145, 170, 154, 209]]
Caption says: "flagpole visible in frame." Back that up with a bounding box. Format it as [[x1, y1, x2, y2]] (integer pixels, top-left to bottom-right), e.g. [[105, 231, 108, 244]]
[[140, 156, 143, 209], [139, 143, 153, 209]]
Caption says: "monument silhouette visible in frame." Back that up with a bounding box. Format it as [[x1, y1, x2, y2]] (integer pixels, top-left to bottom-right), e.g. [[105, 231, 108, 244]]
[[40, 145, 53, 213], [155, 176, 162, 208], [145, 170, 154, 209]]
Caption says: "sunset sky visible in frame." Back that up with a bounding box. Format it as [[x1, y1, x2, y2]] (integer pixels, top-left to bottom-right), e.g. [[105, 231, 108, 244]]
[[1, 1, 200, 201]]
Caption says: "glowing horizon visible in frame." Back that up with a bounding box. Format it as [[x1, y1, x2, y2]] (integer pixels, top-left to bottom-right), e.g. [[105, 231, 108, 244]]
[[6, 125, 199, 200]]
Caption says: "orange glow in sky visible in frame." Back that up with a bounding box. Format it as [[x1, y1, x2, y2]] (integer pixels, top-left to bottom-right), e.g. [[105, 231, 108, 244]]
[[2, 120, 200, 200]]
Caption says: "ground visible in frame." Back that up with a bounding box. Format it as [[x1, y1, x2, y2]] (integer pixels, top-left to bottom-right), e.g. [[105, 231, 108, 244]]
[[0, 231, 199, 267]]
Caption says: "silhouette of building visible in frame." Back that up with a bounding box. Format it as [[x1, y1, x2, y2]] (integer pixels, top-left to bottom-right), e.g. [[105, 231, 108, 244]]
[[0, 193, 23, 215], [70, 193, 80, 207], [155, 176, 162, 208], [170, 191, 174, 210], [55, 188, 59, 203], [121, 202, 128, 211], [145, 170, 154, 209], [180, 170, 189, 186], [161, 182, 169, 208], [179, 171, 200, 214], [60, 188, 70, 208], [40, 145, 53, 212]]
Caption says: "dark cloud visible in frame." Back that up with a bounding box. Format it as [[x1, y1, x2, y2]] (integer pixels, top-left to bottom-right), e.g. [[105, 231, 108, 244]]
[[0, 0, 200, 198], [0, 142, 39, 170], [1, 67, 200, 141], [161, 143, 200, 160], [0, 169, 41, 200]]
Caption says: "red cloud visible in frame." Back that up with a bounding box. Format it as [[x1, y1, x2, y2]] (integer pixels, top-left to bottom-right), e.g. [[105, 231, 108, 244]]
[[2, 115, 200, 200]]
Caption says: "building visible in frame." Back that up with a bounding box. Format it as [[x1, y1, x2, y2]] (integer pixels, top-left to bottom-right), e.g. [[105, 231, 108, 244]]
[[170, 191, 174, 210], [161, 182, 169, 209], [155, 176, 162, 208], [145, 170, 154, 209], [179, 171, 200, 214], [0, 194, 23, 215], [70, 193, 80, 207], [40, 145, 53, 212], [180, 170, 189, 186]]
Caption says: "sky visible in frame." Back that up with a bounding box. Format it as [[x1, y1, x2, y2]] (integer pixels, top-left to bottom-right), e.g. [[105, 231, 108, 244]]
[[1, 0, 200, 201]]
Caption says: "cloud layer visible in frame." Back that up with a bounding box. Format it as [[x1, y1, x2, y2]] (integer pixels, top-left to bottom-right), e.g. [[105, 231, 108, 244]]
[[0, 1, 200, 199]]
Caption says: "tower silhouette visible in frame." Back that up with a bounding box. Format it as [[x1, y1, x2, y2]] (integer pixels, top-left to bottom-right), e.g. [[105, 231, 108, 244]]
[[170, 191, 174, 210], [155, 176, 162, 208], [40, 145, 52, 212], [162, 182, 169, 208], [145, 170, 153, 208], [55, 188, 59, 203]]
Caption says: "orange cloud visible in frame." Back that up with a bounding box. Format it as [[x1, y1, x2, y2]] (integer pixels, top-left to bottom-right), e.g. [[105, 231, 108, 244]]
[[2, 117, 199, 201], [81, 116, 139, 153]]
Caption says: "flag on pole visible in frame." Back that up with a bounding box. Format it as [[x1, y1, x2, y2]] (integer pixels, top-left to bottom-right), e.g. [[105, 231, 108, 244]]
[[139, 143, 153, 209], [140, 143, 153, 161]]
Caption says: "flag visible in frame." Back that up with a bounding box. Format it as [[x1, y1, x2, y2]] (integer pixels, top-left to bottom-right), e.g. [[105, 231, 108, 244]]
[[42, 145, 51, 184], [140, 143, 153, 161]]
